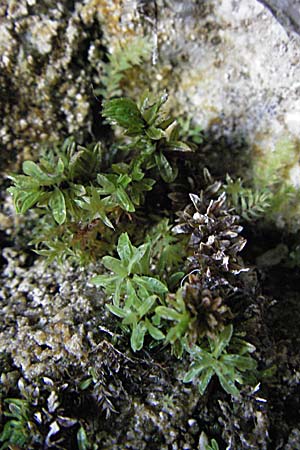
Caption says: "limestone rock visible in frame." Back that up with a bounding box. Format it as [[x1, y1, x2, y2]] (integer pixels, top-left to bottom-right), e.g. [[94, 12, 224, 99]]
[[258, 0, 300, 37], [1, 0, 300, 176]]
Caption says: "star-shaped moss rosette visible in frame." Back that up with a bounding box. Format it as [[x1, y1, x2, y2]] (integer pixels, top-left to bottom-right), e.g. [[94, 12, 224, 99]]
[[172, 177, 247, 278]]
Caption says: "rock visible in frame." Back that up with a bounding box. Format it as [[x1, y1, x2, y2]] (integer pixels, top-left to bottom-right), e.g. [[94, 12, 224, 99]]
[[258, 0, 300, 37], [0, 0, 142, 168], [1, 0, 300, 173]]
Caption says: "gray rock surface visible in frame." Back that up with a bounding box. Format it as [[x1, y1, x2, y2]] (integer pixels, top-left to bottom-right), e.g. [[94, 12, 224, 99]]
[[1, 0, 300, 174], [155, 0, 300, 143], [0, 0, 137, 168], [258, 0, 300, 37]]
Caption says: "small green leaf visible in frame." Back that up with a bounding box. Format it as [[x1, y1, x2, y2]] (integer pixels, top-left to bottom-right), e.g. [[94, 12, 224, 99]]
[[165, 320, 189, 343], [140, 92, 168, 125], [96, 174, 115, 193], [75, 187, 114, 229], [113, 280, 122, 306], [132, 244, 151, 274], [128, 244, 150, 274], [157, 116, 175, 130], [102, 98, 145, 135], [125, 279, 138, 307], [116, 187, 135, 212], [137, 295, 157, 317], [131, 322, 147, 352], [111, 162, 130, 175], [232, 337, 256, 355], [23, 160, 49, 181], [98, 210, 115, 229], [122, 311, 138, 325], [56, 158, 65, 176], [141, 101, 160, 125], [213, 324, 233, 357], [118, 173, 131, 187], [134, 282, 149, 302], [215, 369, 240, 397], [77, 425, 89, 450], [221, 354, 257, 371], [133, 275, 168, 294], [117, 233, 134, 264], [131, 163, 144, 181], [107, 304, 127, 318], [69, 183, 86, 199], [102, 256, 128, 277], [183, 364, 205, 383], [23, 160, 64, 185], [165, 141, 194, 152], [145, 126, 165, 140], [155, 152, 178, 183], [152, 313, 161, 326], [49, 188, 66, 224], [198, 368, 214, 395], [210, 439, 220, 450], [69, 143, 102, 182], [168, 271, 185, 290], [145, 318, 165, 340], [155, 306, 182, 321], [169, 123, 180, 141], [8, 173, 39, 188], [79, 378, 93, 390], [14, 190, 42, 213], [90, 274, 119, 288], [7, 403, 24, 420]]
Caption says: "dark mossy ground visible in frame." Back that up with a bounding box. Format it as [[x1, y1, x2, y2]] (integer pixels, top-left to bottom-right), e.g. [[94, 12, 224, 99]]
[[1, 149, 300, 450]]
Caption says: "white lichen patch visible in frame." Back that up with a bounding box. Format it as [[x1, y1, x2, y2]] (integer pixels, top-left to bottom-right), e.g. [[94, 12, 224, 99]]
[[289, 164, 300, 189], [25, 17, 59, 55], [285, 110, 300, 136], [64, 327, 84, 358], [0, 23, 15, 58]]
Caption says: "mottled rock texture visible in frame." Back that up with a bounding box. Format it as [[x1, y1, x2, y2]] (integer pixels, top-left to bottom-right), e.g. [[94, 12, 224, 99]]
[[259, 0, 300, 37], [1, 0, 300, 174], [152, 0, 300, 166], [0, 0, 143, 168]]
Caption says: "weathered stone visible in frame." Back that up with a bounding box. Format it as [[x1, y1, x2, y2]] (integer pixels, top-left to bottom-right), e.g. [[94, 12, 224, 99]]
[[258, 0, 300, 37], [0, 0, 144, 169]]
